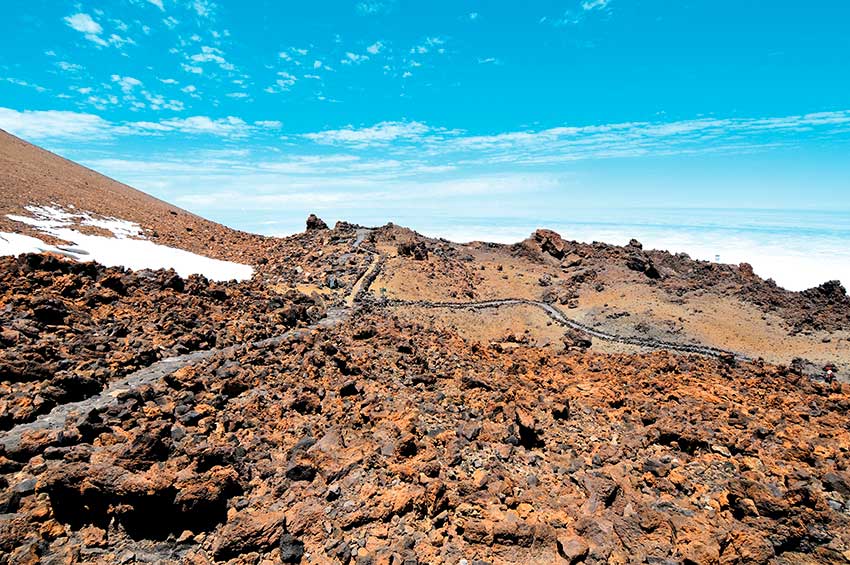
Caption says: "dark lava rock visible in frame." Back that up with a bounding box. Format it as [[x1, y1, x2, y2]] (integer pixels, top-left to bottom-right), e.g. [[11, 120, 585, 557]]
[[626, 254, 661, 279], [286, 463, 318, 482], [280, 533, 305, 563], [397, 241, 429, 261], [306, 214, 329, 231]]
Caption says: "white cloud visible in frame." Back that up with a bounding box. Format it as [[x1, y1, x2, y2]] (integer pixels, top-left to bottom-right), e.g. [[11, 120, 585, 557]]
[[64, 13, 136, 49], [367, 41, 384, 55], [3, 78, 47, 92], [111, 75, 142, 93], [107, 33, 136, 48], [468, 12, 479, 20], [191, 0, 215, 17], [190, 46, 236, 72], [0, 108, 110, 140], [297, 110, 850, 169], [57, 61, 84, 72], [304, 121, 433, 145], [65, 13, 108, 46], [342, 52, 369, 65], [265, 72, 297, 94], [138, 115, 249, 136], [159, 78, 179, 84], [181, 63, 204, 74], [0, 107, 286, 141], [582, 0, 609, 10], [356, 1, 394, 15], [65, 13, 102, 35], [409, 37, 446, 56], [146, 0, 165, 10]]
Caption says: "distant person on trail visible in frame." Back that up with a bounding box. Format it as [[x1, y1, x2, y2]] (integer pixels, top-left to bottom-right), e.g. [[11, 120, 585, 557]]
[[824, 364, 837, 384]]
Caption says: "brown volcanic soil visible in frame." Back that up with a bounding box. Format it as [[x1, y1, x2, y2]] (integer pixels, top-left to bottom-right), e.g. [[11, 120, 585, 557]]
[[2, 299, 850, 564], [1, 138, 850, 563]]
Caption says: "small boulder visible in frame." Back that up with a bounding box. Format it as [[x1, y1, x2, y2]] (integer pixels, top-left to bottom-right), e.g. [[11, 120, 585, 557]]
[[534, 229, 568, 259], [212, 511, 285, 560], [397, 241, 428, 260], [626, 254, 661, 279], [280, 533, 305, 563], [556, 533, 589, 564]]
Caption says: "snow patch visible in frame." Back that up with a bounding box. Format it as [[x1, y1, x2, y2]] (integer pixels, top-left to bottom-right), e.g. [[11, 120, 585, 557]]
[[2, 205, 253, 282], [8, 204, 144, 239], [0, 232, 53, 256]]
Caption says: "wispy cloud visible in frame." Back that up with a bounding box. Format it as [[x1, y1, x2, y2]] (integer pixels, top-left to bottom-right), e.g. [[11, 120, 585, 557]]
[[356, 1, 395, 15], [181, 63, 204, 74], [264, 71, 297, 94], [0, 108, 109, 140], [341, 52, 369, 65], [132, 116, 257, 136], [64, 13, 136, 49], [112, 75, 143, 93], [300, 111, 850, 167], [191, 0, 216, 18], [0, 107, 282, 140], [57, 61, 84, 72], [65, 13, 106, 46], [2, 78, 48, 92], [546, 0, 613, 26], [582, 0, 610, 10], [4, 106, 850, 170], [303, 121, 435, 145], [189, 46, 236, 71], [410, 37, 446, 55]]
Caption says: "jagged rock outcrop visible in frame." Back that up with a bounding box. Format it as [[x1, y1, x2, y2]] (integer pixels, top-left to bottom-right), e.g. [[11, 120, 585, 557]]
[[305, 214, 329, 231]]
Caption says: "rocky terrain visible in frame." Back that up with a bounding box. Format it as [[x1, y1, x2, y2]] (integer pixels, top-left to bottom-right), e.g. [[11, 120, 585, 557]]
[[1, 133, 849, 564]]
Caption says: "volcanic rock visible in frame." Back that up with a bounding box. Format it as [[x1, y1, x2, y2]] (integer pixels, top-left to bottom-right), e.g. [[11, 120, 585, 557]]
[[306, 213, 329, 231]]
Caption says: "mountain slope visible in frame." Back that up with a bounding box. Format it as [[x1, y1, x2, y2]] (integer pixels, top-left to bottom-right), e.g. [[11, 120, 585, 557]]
[[0, 129, 262, 265]]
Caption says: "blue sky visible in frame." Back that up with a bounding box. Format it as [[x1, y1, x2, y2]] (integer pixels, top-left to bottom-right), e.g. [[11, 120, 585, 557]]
[[1, 0, 850, 236]]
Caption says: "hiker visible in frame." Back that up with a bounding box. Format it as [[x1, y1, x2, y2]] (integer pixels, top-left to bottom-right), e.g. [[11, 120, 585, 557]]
[[824, 364, 837, 384]]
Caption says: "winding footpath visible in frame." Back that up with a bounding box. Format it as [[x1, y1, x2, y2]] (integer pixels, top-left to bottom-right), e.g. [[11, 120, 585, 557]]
[[383, 298, 748, 360], [2, 241, 747, 455]]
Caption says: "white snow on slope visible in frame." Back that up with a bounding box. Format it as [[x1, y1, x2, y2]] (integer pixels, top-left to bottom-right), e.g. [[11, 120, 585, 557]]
[[8, 204, 144, 238], [0, 232, 54, 256], [2, 205, 253, 282]]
